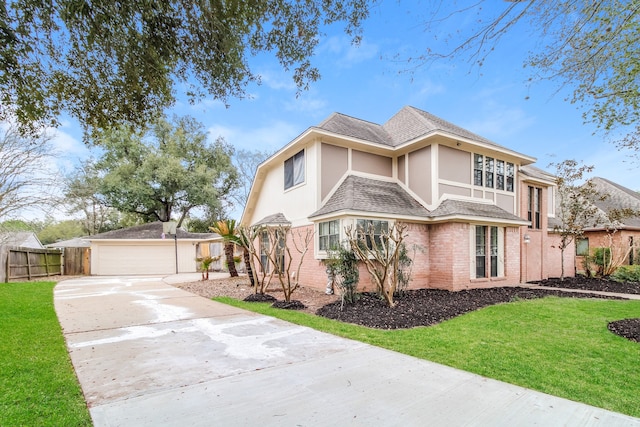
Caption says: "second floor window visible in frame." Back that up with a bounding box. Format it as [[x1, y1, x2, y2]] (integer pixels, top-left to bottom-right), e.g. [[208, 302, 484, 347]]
[[528, 186, 542, 229], [474, 154, 514, 192], [284, 150, 305, 190]]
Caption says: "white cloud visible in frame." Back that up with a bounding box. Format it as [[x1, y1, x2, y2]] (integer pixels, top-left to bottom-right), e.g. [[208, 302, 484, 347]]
[[465, 105, 536, 140], [319, 36, 378, 68], [208, 121, 300, 152]]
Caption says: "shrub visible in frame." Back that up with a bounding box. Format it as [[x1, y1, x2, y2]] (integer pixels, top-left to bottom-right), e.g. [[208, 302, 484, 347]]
[[612, 265, 640, 283], [326, 246, 360, 308], [591, 247, 611, 276]]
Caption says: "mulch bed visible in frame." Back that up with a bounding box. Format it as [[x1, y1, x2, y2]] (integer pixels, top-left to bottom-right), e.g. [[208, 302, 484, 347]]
[[530, 276, 640, 295], [316, 286, 623, 329], [315, 276, 639, 343]]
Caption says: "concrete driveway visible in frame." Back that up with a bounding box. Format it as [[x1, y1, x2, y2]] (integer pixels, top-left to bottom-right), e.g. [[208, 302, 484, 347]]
[[54, 275, 640, 426]]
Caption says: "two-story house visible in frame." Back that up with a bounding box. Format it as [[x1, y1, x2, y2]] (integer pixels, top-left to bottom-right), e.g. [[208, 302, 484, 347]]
[[241, 106, 570, 292]]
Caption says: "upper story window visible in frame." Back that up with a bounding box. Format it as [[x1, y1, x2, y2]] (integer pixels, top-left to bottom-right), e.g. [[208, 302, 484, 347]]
[[284, 150, 305, 190], [474, 154, 514, 192], [496, 160, 505, 190], [506, 162, 514, 191], [528, 186, 542, 229]]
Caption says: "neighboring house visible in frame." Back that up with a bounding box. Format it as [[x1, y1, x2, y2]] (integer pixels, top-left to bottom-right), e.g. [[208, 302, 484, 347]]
[[0, 231, 44, 249], [242, 106, 570, 292], [45, 237, 91, 248], [575, 177, 640, 273], [88, 222, 219, 275]]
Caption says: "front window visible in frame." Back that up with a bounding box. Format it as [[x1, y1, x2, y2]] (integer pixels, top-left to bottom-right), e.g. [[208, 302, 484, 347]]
[[319, 220, 340, 251], [528, 186, 542, 229], [284, 150, 305, 190], [260, 231, 270, 273], [475, 225, 503, 278], [576, 238, 589, 256], [356, 219, 389, 250]]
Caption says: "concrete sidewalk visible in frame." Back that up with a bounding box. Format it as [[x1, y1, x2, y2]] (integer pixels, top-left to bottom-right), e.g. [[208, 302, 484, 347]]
[[54, 275, 640, 427]]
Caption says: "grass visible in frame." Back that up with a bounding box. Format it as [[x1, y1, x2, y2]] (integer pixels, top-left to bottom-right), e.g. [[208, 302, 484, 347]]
[[214, 296, 640, 418], [0, 282, 92, 427]]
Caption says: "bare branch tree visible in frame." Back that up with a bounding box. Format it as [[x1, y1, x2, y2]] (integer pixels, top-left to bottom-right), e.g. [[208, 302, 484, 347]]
[[551, 160, 601, 280], [346, 221, 408, 307], [0, 125, 56, 220], [263, 225, 314, 303]]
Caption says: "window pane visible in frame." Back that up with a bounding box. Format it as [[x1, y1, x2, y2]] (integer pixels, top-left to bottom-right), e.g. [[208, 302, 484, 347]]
[[284, 150, 304, 189], [485, 157, 494, 188], [506, 163, 514, 192], [293, 151, 304, 185], [284, 157, 293, 189], [576, 238, 589, 256], [476, 226, 486, 278], [496, 160, 504, 190], [474, 154, 483, 186]]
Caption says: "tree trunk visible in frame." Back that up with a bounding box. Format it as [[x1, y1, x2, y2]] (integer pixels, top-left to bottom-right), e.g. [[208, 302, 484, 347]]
[[225, 242, 238, 277], [243, 247, 255, 286]]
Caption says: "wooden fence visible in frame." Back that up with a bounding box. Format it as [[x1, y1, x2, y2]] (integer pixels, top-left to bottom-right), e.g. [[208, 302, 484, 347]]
[[2, 246, 63, 282], [63, 247, 91, 276]]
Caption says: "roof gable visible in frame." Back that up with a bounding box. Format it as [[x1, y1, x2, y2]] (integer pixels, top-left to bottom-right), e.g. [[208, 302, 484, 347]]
[[309, 175, 430, 219]]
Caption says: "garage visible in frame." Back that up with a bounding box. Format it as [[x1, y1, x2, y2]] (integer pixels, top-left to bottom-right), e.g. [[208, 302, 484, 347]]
[[89, 222, 219, 276]]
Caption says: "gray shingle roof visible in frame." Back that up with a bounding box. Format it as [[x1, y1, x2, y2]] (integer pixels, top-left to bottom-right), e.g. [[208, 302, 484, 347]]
[[587, 177, 640, 228], [88, 222, 218, 240], [519, 164, 556, 182], [316, 106, 512, 151], [253, 213, 291, 227], [309, 175, 430, 219], [427, 199, 526, 223], [317, 113, 391, 145]]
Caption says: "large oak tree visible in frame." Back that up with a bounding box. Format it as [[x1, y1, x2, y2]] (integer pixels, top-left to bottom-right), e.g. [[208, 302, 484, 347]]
[[94, 115, 238, 227], [1, 0, 369, 134]]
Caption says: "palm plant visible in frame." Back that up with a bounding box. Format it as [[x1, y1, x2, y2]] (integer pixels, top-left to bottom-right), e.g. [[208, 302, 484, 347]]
[[210, 219, 239, 277]]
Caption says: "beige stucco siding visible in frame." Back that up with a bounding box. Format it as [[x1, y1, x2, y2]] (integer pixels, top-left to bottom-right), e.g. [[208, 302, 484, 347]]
[[438, 146, 471, 183], [408, 146, 432, 205], [496, 193, 516, 215], [438, 183, 471, 198], [248, 144, 318, 227], [352, 149, 392, 177], [320, 143, 348, 200], [398, 155, 406, 184]]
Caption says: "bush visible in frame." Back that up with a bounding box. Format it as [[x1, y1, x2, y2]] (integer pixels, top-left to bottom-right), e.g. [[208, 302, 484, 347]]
[[591, 247, 611, 276], [326, 246, 360, 307], [612, 265, 640, 283]]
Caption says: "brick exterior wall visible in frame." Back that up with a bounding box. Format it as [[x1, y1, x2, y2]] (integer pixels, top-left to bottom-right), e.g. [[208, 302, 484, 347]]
[[546, 232, 576, 278], [576, 230, 640, 275]]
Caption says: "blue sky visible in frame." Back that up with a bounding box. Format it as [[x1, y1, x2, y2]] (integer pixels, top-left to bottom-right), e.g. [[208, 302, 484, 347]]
[[48, 1, 638, 221]]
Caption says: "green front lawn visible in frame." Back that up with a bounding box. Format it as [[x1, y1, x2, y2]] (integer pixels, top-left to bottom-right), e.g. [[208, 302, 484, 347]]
[[0, 282, 92, 426], [215, 296, 640, 418]]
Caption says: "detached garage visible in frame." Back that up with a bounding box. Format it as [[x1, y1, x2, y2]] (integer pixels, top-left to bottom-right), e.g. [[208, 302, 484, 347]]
[[89, 222, 219, 275]]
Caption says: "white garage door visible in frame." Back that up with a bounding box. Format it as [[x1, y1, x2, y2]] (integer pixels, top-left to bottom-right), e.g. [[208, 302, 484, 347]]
[[94, 244, 176, 275]]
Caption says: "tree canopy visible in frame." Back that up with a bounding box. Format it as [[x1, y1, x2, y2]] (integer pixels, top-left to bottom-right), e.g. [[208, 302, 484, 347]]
[[93, 115, 238, 227], [416, 1, 640, 149], [1, 0, 369, 134]]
